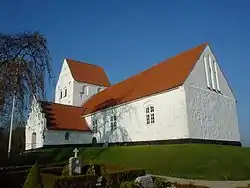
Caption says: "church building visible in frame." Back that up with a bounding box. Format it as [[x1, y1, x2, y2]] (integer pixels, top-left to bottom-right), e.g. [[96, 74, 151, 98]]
[[25, 43, 241, 150]]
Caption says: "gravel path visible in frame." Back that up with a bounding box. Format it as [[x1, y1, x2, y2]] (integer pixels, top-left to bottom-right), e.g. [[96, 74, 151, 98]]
[[149, 174, 250, 188]]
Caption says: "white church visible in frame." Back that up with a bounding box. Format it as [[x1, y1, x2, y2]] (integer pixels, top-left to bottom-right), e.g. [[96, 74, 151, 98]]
[[25, 43, 241, 150]]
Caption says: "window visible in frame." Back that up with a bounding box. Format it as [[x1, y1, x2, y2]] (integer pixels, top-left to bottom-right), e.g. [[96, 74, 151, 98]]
[[82, 86, 86, 94], [208, 55, 216, 90], [145, 106, 155, 124], [204, 55, 220, 92], [80, 85, 88, 97], [64, 88, 67, 97], [204, 55, 211, 88], [110, 115, 117, 131], [65, 132, 70, 140], [97, 87, 102, 92], [213, 60, 221, 92], [60, 90, 63, 99], [92, 119, 98, 133]]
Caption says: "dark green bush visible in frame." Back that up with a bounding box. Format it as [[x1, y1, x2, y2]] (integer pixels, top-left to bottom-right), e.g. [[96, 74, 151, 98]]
[[23, 163, 43, 188]]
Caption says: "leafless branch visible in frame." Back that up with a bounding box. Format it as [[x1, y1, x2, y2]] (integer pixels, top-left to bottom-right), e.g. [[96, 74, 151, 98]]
[[0, 31, 54, 126]]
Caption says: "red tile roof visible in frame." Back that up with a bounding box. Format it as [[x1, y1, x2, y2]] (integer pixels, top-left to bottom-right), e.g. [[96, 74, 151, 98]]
[[81, 43, 207, 115], [66, 58, 110, 87], [40, 101, 90, 132]]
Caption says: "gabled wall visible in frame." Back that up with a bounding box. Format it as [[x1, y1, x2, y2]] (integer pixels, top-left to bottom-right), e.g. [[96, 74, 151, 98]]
[[85, 87, 189, 143], [55, 59, 74, 105], [25, 98, 46, 150], [55, 59, 107, 107], [73, 81, 106, 106], [184, 45, 240, 142]]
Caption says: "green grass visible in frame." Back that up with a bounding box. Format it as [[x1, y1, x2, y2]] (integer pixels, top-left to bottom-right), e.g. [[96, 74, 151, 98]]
[[27, 144, 250, 180]]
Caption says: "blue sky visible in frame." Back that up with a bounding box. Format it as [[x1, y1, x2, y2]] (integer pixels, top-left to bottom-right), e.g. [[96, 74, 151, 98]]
[[1, 0, 250, 145]]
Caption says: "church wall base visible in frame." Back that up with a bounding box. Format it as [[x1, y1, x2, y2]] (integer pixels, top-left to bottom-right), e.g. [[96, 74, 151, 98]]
[[39, 138, 241, 149]]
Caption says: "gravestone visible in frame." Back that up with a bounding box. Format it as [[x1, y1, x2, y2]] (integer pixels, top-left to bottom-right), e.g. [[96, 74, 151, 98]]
[[69, 148, 82, 176], [103, 141, 109, 148], [135, 175, 154, 188]]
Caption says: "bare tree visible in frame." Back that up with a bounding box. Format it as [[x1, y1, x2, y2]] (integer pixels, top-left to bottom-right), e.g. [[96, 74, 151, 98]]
[[0, 31, 54, 126]]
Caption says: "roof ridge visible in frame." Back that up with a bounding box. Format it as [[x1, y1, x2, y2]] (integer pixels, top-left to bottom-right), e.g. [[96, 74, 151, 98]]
[[65, 58, 103, 69], [39, 100, 83, 109], [81, 42, 208, 114], [92, 43, 207, 91]]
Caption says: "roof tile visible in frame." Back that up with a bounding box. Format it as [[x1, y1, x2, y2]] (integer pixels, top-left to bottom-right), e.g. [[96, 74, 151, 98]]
[[40, 101, 90, 132], [66, 59, 110, 87], [81, 43, 207, 115]]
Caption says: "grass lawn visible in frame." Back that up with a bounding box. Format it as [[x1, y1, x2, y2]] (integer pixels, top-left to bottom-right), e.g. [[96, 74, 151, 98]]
[[24, 144, 250, 180]]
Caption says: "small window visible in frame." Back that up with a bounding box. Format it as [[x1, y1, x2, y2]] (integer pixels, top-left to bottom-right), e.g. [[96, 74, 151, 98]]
[[97, 87, 102, 92], [64, 88, 67, 97], [82, 86, 86, 94], [145, 106, 155, 124], [65, 132, 70, 140], [110, 115, 117, 131], [92, 119, 98, 133], [60, 91, 63, 99], [80, 85, 88, 97]]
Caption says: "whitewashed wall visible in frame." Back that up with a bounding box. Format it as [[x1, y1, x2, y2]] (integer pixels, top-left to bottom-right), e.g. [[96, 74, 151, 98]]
[[85, 87, 189, 143], [184, 46, 240, 141], [73, 81, 106, 106], [55, 59, 74, 105], [43, 130, 92, 145], [25, 98, 46, 150]]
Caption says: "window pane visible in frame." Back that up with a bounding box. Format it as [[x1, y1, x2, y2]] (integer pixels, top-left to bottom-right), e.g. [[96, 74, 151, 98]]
[[150, 106, 154, 112], [146, 114, 150, 124], [151, 114, 155, 123], [151, 117, 155, 123]]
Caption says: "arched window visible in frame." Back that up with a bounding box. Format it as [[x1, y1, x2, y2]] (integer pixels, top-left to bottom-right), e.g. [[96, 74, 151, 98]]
[[97, 87, 102, 93], [145, 106, 155, 124], [31, 132, 36, 149], [65, 132, 70, 140], [92, 137, 97, 145], [82, 86, 86, 93], [80, 85, 88, 97]]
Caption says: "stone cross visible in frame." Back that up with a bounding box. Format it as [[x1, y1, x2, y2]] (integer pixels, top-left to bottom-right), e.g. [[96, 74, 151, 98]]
[[67, 148, 81, 176], [73, 148, 79, 157]]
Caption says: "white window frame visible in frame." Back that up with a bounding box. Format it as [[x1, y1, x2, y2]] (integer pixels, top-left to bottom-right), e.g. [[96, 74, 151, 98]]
[[204, 55, 211, 89], [213, 60, 220, 92], [208, 55, 216, 90], [110, 115, 117, 131], [145, 106, 155, 125]]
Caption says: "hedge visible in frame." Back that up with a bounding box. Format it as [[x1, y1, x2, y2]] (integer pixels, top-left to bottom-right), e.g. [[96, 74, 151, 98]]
[[53, 168, 146, 188], [23, 164, 43, 188]]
